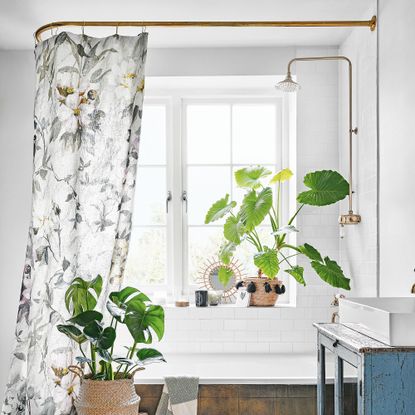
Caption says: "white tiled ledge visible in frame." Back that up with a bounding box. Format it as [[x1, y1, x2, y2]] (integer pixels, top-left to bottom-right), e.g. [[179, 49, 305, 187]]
[[134, 353, 357, 385]]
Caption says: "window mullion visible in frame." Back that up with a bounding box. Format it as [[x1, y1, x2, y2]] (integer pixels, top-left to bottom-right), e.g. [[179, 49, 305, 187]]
[[170, 96, 184, 302]]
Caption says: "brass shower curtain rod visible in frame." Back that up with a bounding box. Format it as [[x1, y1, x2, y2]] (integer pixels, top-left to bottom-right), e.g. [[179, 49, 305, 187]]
[[35, 16, 377, 42]]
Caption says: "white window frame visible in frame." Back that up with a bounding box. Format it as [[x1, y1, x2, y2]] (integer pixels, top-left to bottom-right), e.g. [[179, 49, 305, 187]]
[[134, 76, 297, 305]]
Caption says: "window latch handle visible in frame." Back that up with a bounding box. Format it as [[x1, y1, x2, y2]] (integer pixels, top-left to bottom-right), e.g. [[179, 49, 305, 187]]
[[182, 190, 188, 213], [166, 190, 172, 213]]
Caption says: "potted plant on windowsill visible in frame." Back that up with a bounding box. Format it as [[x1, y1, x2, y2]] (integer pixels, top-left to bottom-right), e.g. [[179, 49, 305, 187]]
[[205, 166, 351, 306], [57, 275, 165, 415]]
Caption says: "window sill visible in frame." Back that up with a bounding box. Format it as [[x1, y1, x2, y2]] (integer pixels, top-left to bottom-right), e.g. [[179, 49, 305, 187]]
[[162, 303, 295, 309]]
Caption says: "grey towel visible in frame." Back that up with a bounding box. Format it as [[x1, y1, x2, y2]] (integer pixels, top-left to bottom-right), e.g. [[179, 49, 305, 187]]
[[155, 376, 199, 415]]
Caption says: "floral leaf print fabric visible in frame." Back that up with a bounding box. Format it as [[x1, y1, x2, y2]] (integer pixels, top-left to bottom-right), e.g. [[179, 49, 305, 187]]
[[2, 32, 148, 415]]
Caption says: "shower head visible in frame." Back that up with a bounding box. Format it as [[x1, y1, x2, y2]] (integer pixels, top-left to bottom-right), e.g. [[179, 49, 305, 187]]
[[275, 73, 300, 93]]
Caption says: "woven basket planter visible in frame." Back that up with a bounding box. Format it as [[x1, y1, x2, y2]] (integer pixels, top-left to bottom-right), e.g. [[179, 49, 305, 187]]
[[75, 377, 140, 415], [242, 276, 281, 307]]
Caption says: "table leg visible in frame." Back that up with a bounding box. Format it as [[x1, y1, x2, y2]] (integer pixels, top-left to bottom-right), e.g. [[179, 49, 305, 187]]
[[317, 336, 326, 415], [335, 356, 344, 415]]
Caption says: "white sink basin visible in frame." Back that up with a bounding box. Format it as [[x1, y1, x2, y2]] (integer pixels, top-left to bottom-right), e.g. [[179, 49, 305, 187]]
[[339, 297, 415, 346]]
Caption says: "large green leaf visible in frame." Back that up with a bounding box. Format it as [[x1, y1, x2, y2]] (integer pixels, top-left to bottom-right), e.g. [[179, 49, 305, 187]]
[[65, 275, 103, 315], [83, 323, 116, 350], [217, 266, 234, 286], [97, 327, 116, 350], [223, 216, 244, 244], [136, 348, 166, 365], [205, 194, 236, 224], [125, 301, 165, 344], [270, 168, 293, 184], [68, 310, 103, 327], [297, 170, 349, 206], [110, 287, 150, 306], [239, 187, 273, 231], [107, 287, 150, 322], [235, 166, 272, 189], [57, 324, 86, 344], [254, 247, 279, 278], [311, 257, 351, 290], [298, 243, 323, 263], [219, 241, 237, 265], [285, 266, 305, 286]]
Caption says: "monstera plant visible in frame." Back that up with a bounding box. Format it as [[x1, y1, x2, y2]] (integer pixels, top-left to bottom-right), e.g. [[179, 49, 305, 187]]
[[57, 275, 165, 381], [205, 166, 351, 290]]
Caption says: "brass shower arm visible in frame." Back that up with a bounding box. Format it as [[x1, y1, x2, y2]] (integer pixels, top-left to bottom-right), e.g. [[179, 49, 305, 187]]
[[286, 56, 359, 221], [286, 56, 352, 77], [34, 16, 377, 43]]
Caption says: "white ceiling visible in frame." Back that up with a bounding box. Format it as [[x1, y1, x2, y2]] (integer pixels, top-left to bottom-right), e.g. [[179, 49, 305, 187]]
[[0, 0, 376, 50]]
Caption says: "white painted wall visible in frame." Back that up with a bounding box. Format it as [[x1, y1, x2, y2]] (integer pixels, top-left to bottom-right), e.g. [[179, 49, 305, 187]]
[[378, 0, 415, 296], [338, 6, 378, 297], [0, 51, 34, 399], [0, 45, 340, 397]]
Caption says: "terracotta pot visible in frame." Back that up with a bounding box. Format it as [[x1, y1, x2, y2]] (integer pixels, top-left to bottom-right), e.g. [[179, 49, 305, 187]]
[[75, 377, 140, 415], [243, 276, 281, 306]]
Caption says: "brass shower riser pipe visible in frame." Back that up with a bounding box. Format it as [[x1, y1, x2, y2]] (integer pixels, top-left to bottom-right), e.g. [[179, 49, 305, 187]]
[[35, 16, 377, 42]]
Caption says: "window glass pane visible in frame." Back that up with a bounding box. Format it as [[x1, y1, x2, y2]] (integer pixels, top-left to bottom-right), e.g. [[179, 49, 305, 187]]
[[133, 167, 166, 226], [186, 104, 231, 164], [187, 166, 231, 225], [232, 104, 277, 164], [139, 104, 166, 165], [188, 226, 223, 285], [125, 227, 166, 285]]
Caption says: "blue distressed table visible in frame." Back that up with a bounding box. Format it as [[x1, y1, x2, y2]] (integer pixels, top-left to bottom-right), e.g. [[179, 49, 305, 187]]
[[314, 323, 415, 415]]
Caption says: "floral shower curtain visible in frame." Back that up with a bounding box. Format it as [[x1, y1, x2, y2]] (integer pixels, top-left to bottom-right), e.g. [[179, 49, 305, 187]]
[[2, 31, 148, 415]]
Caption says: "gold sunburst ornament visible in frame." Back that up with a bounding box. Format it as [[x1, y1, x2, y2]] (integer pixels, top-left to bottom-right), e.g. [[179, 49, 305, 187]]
[[197, 257, 246, 303]]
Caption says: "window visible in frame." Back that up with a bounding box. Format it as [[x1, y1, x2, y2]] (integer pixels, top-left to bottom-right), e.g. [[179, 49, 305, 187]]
[[124, 76, 296, 304]]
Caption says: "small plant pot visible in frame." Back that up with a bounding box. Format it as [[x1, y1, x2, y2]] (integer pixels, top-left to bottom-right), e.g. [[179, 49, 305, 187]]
[[243, 276, 281, 307], [75, 377, 140, 415]]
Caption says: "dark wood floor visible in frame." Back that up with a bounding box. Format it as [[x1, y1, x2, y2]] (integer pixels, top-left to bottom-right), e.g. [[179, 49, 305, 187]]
[[135, 383, 357, 415]]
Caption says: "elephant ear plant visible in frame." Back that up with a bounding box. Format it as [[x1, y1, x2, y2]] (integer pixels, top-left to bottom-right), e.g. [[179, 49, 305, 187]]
[[57, 275, 165, 380], [205, 166, 351, 290]]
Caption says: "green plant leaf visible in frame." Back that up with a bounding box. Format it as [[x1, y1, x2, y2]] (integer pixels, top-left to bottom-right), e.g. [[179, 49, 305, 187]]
[[75, 356, 92, 364], [106, 300, 126, 322], [68, 310, 103, 327], [109, 287, 150, 306], [270, 168, 293, 184], [298, 243, 323, 263], [136, 348, 166, 365], [205, 194, 236, 224], [83, 320, 102, 339], [219, 241, 237, 265], [57, 324, 86, 344], [285, 266, 305, 286], [125, 302, 165, 344], [254, 247, 279, 278], [64, 275, 103, 315], [297, 170, 349, 206], [224, 216, 244, 244], [113, 357, 135, 366], [83, 323, 116, 350], [235, 166, 272, 189], [97, 327, 116, 350], [107, 287, 150, 322], [311, 257, 351, 290], [217, 266, 234, 286], [239, 187, 273, 231], [271, 225, 299, 236]]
